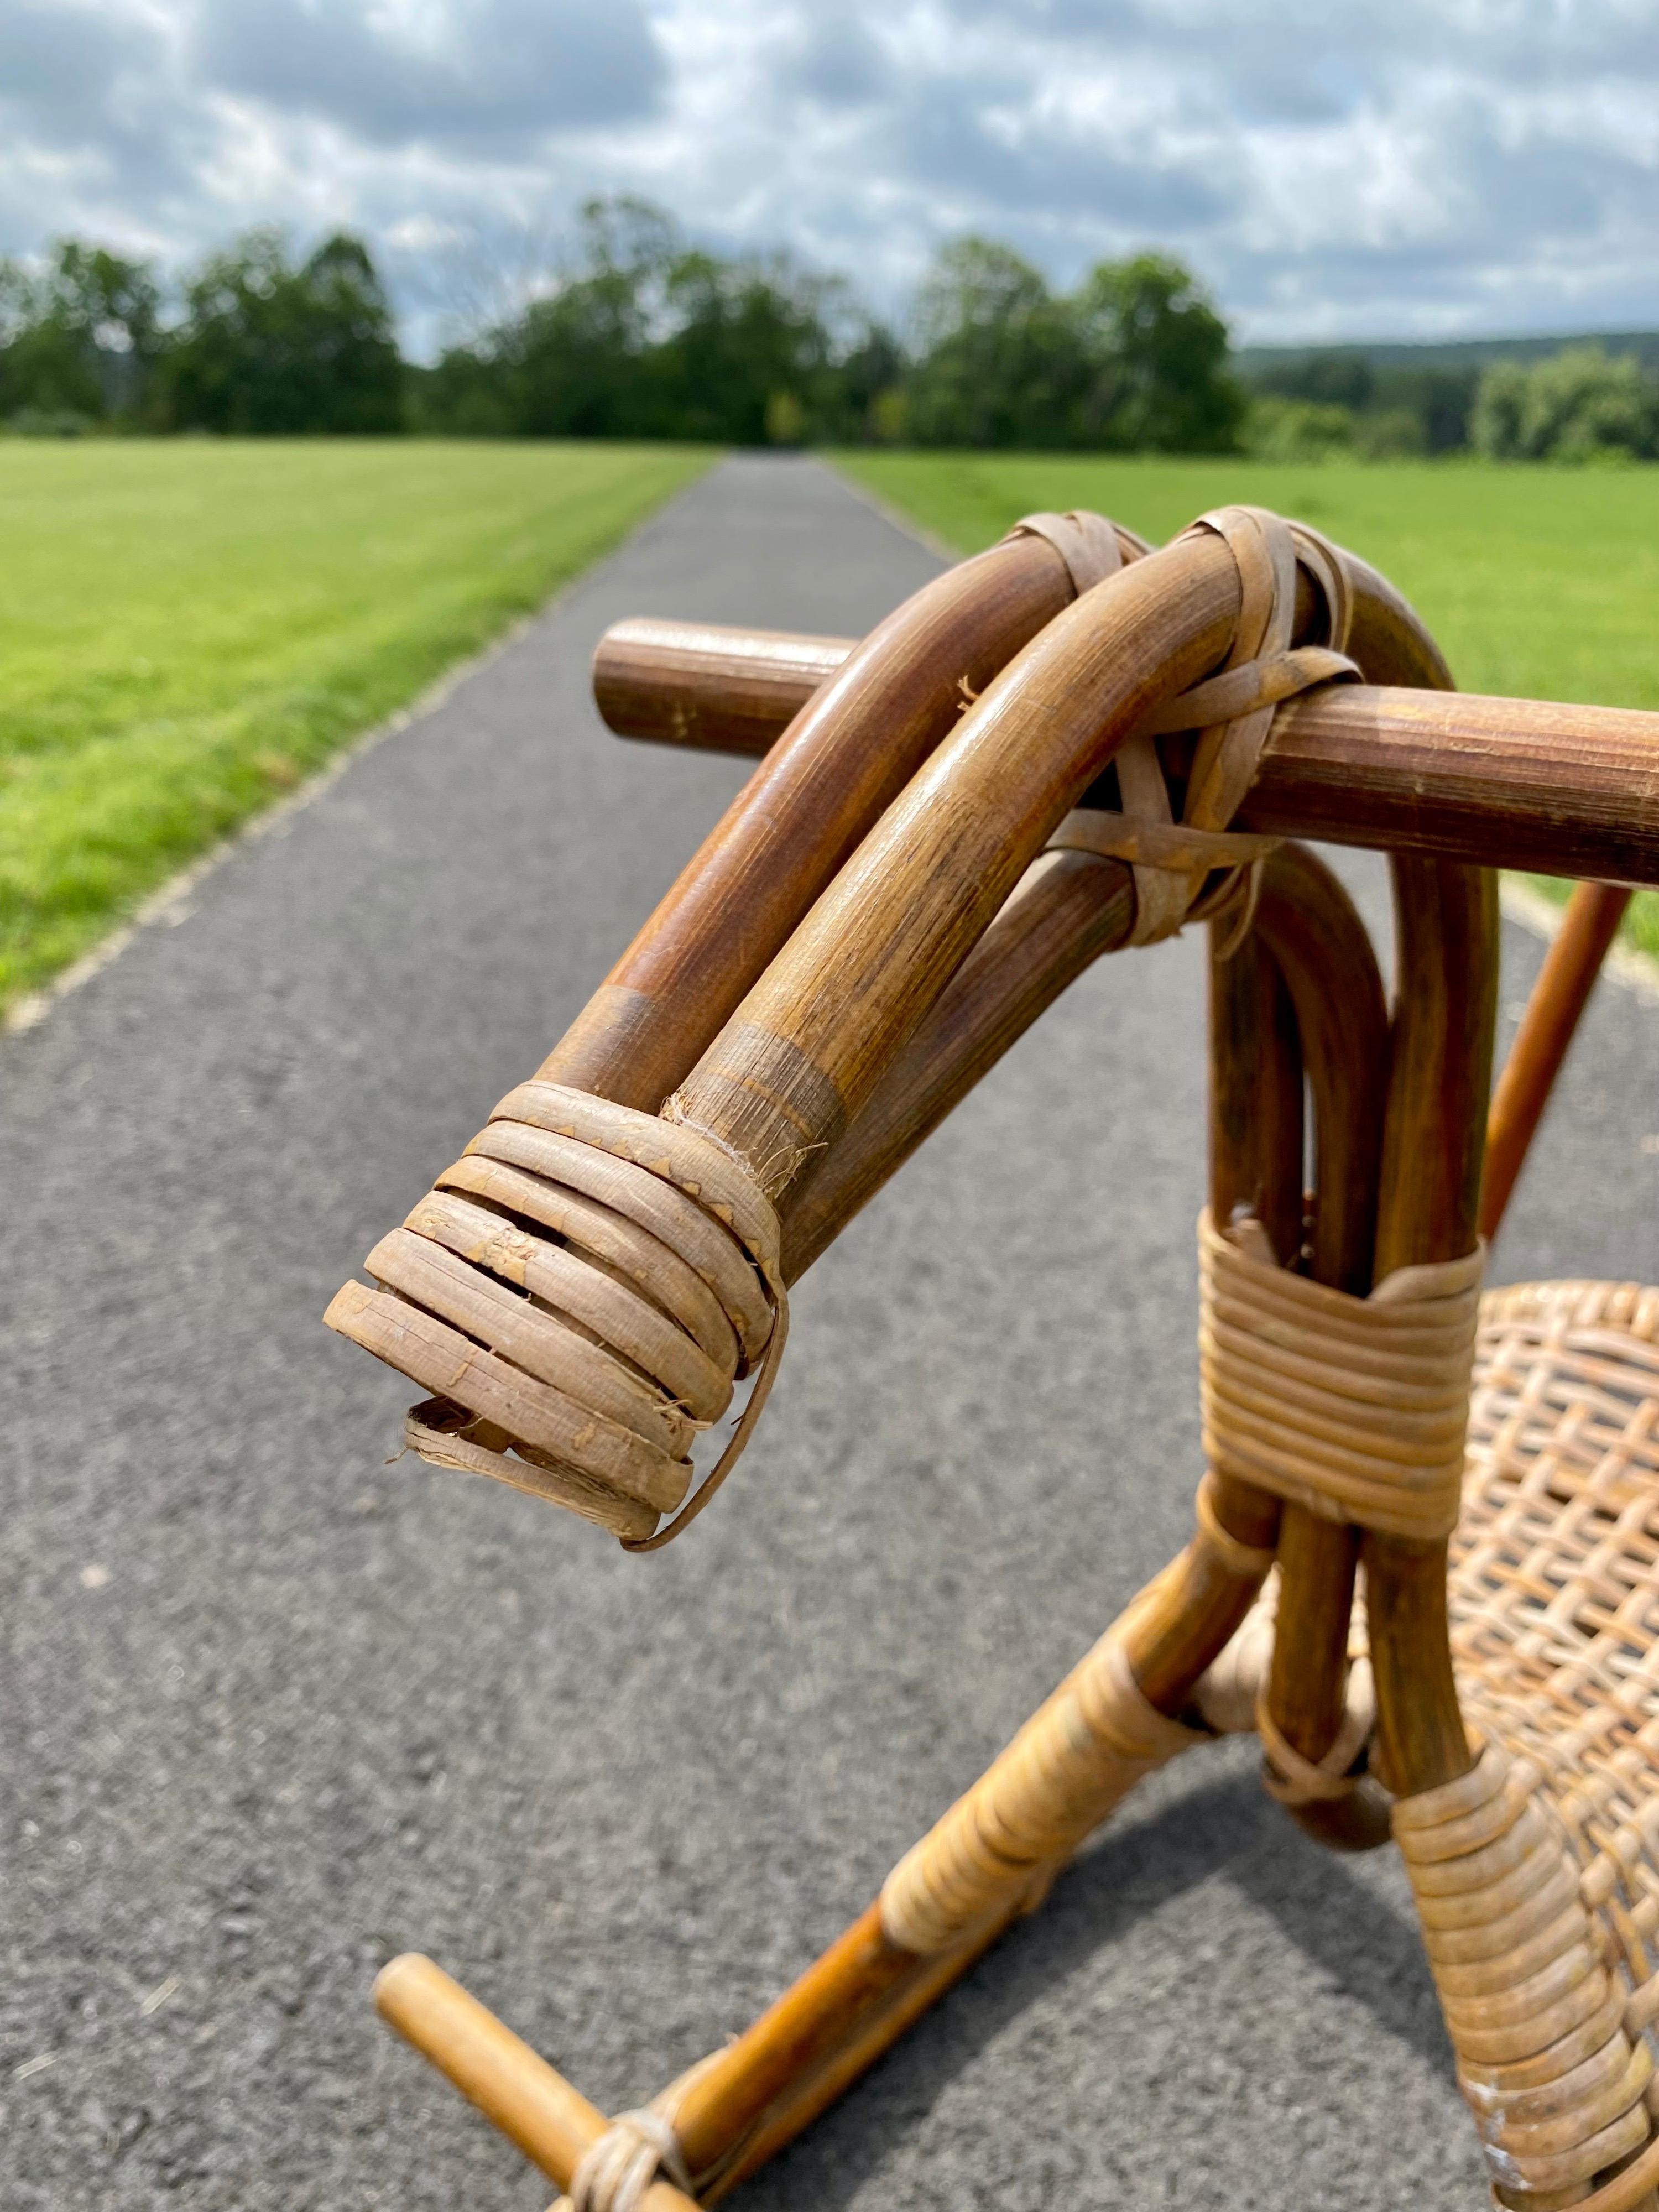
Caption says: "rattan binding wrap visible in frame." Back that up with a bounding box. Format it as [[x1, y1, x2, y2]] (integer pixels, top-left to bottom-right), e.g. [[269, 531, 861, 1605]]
[[325, 1083, 785, 1549], [879, 1591, 1209, 1955], [1046, 503, 1360, 948], [1198, 1208, 1485, 1541]]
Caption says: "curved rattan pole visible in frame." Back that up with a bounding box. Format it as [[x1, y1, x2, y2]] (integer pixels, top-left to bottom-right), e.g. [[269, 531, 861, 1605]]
[[648, 930, 1301, 2193], [1248, 846, 1392, 1853], [594, 617, 853, 759], [665, 531, 1247, 1196], [545, 530, 1084, 1112], [645, 933, 1303, 2187], [595, 615, 1659, 886], [1479, 879, 1634, 1241], [1368, 862, 1498, 1799], [1337, 574, 1498, 1802]]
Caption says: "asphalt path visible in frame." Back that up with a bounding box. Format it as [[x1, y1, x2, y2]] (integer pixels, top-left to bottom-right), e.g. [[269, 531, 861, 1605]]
[[4, 454, 1656, 2211]]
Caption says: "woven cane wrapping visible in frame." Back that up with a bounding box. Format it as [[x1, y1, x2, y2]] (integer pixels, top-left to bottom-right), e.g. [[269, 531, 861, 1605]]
[[1197, 1207, 1484, 1540], [1420, 1280, 1659, 2201], [325, 1082, 785, 1548], [879, 1616, 1208, 1955], [1045, 504, 1359, 949]]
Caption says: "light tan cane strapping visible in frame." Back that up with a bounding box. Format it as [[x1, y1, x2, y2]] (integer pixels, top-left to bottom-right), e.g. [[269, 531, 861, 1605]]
[[1197, 1207, 1484, 1540], [1395, 1743, 1655, 2199], [1047, 507, 1360, 948], [879, 1630, 1208, 1956], [1004, 508, 1149, 594], [325, 1084, 784, 1549]]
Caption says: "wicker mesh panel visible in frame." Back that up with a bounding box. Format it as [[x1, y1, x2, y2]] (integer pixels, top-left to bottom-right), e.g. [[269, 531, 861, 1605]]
[[1453, 1281, 1659, 2089]]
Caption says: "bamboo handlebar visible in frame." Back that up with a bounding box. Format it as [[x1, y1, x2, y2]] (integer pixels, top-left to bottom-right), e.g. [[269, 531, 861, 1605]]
[[594, 619, 1659, 887]]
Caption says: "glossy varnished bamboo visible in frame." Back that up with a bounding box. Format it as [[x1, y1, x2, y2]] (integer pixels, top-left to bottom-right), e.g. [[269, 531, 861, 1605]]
[[1366, 860, 1498, 1799], [594, 617, 851, 759], [698, 1914, 1015, 2201], [596, 619, 1659, 886], [667, 532, 1246, 1196], [545, 531, 1077, 1110], [667, 1903, 915, 2182], [1479, 880, 1634, 1241]]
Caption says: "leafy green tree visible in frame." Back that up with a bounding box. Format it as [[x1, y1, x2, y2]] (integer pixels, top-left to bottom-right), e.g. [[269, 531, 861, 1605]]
[[429, 197, 875, 445], [161, 229, 404, 434], [904, 241, 1242, 452], [494, 197, 675, 437], [1255, 349, 1375, 411], [905, 239, 1091, 447], [1473, 346, 1659, 461], [1469, 361, 1529, 458], [0, 241, 161, 423], [1076, 253, 1244, 452], [1370, 364, 1478, 453], [651, 250, 843, 443], [833, 322, 906, 441], [1244, 395, 1355, 461]]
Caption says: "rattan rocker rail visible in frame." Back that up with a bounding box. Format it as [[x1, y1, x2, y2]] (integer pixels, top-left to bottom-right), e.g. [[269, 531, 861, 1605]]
[[329, 505, 1659, 2209]]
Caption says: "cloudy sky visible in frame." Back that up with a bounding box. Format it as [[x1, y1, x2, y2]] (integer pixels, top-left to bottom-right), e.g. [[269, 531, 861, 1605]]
[[5, 0, 1658, 353]]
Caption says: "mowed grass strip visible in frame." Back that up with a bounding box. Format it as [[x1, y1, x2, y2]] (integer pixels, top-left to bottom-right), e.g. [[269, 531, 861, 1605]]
[[836, 452, 1659, 960], [0, 438, 711, 1015]]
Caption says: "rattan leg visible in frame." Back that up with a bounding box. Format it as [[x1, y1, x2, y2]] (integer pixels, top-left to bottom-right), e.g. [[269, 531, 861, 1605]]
[[374, 1490, 1274, 2201]]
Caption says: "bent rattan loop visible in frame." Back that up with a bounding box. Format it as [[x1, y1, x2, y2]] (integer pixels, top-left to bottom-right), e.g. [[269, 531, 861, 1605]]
[[554, 2106, 693, 2212], [1256, 1664, 1374, 1804], [1198, 1207, 1485, 1541], [401, 1396, 659, 1543], [325, 1086, 784, 1548], [620, 1282, 790, 1553], [1058, 505, 1360, 950], [1194, 1468, 1279, 1579], [1003, 507, 1146, 594]]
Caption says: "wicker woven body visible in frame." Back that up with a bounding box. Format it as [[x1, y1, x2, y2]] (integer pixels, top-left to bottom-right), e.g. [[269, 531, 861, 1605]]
[[325, 502, 1659, 2208]]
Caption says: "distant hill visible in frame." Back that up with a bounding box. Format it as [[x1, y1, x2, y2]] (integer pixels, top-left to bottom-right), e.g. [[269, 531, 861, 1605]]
[[1238, 330, 1659, 381]]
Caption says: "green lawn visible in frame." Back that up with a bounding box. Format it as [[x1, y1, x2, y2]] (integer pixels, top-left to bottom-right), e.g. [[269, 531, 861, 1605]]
[[0, 439, 710, 1015], [837, 452, 1659, 960]]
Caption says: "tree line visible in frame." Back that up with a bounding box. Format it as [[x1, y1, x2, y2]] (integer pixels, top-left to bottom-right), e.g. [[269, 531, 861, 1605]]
[[0, 231, 402, 435], [3, 200, 1656, 460], [1, 199, 1241, 451], [1250, 344, 1659, 463]]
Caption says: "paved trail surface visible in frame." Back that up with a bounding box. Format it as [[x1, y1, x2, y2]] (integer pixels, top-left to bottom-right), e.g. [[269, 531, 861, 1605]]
[[4, 456, 1656, 2210]]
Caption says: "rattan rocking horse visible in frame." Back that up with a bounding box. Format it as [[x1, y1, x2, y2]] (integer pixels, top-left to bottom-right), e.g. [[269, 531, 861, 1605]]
[[325, 502, 1659, 2209]]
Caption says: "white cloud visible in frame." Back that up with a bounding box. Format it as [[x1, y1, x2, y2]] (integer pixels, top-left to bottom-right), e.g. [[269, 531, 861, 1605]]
[[1, 0, 1655, 350]]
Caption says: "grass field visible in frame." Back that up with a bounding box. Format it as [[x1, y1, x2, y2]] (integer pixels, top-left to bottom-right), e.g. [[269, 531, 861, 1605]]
[[0, 439, 710, 1016], [838, 452, 1659, 960]]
